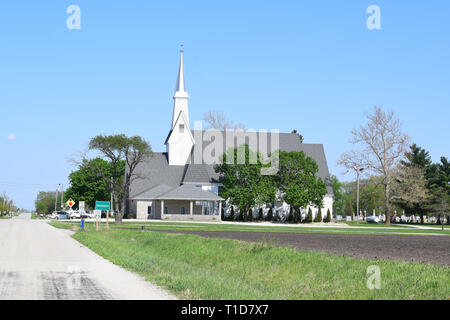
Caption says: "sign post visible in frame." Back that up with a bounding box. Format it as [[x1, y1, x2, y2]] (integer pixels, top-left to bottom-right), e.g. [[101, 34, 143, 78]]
[[93, 210, 101, 231], [95, 201, 111, 230]]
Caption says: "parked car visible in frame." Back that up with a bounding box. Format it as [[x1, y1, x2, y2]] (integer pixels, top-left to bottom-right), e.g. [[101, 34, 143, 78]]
[[54, 211, 70, 220], [366, 216, 379, 224], [69, 210, 81, 219], [79, 210, 93, 219]]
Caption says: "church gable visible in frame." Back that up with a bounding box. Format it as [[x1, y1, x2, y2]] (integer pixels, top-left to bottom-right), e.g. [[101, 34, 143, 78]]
[[166, 110, 195, 166]]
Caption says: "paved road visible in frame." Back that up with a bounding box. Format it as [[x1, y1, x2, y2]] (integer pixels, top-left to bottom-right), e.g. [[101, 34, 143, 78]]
[[0, 213, 176, 300]]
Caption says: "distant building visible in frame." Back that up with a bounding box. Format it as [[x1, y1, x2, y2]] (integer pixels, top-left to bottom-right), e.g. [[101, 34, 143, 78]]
[[127, 48, 333, 221]]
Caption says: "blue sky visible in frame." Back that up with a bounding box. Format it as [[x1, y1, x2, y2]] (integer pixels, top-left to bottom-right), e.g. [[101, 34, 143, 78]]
[[0, 1, 449, 210]]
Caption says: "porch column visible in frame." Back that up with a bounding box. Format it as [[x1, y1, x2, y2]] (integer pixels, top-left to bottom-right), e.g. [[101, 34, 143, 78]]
[[218, 201, 222, 220], [161, 200, 164, 216], [190, 200, 193, 216], [213, 201, 216, 216]]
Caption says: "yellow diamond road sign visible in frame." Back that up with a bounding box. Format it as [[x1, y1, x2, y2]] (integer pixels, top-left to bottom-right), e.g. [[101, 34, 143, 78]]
[[66, 199, 76, 208]]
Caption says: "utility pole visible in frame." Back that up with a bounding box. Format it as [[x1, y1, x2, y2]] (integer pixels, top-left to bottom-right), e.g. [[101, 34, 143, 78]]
[[61, 184, 64, 209], [55, 188, 58, 213], [353, 166, 365, 224]]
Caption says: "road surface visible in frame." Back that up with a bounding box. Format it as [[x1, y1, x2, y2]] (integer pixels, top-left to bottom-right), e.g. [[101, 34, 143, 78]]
[[0, 213, 176, 300]]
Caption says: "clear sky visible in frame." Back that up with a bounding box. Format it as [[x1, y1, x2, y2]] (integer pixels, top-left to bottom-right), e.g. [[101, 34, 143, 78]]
[[0, 1, 449, 210]]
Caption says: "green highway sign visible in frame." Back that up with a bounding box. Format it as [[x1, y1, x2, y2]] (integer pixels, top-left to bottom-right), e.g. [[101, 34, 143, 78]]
[[95, 201, 110, 211]]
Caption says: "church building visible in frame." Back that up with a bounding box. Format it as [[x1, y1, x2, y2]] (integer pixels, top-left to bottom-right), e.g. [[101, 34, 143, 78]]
[[128, 48, 334, 221]]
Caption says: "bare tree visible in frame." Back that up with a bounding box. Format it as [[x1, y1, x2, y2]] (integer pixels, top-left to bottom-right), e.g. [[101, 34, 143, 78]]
[[202, 110, 245, 130], [338, 106, 409, 224]]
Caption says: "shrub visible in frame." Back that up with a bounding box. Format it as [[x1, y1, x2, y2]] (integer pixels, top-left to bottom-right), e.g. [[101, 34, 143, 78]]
[[314, 208, 323, 222], [221, 207, 225, 221], [306, 208, 313, 223], [258, 208, 263, 221], [267, 208, 273, 221], [288, 207, 294, 223], [295, 208, 301, 223], [325, 208, 331, 223], [230, 207, 235, 221], [247, 210, 253, 222]]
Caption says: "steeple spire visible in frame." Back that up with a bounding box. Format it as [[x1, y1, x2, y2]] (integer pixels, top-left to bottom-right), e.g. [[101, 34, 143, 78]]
[[175, 43, 186, 94], [172, 44, 189, 129]]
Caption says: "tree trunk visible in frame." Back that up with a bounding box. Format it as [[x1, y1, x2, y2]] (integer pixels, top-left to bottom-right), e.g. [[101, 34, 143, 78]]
[[384, 183, 391, 225]]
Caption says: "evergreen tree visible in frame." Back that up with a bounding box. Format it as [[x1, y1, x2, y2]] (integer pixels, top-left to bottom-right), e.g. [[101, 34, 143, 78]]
[[314, 207, 323, 222], [267, 208, 273, 221], [325, 208, 331, 222], [306, 208, 313, 223], [288, 206, 294, 223]]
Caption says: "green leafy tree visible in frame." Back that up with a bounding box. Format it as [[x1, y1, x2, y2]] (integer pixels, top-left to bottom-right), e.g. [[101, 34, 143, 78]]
[[35, 191, 56, 215], [215, 144, 276, 221], [331, 175, 346, 216], [65, 158, 124, 210], [88, 134, 152, 224], [427, 187, 450, 227], [277, 151, 327, 217]]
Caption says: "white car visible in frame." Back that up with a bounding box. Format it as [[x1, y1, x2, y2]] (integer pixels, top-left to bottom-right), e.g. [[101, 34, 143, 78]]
[[69, 210, 81, 219], [366, 216, 379, 224]]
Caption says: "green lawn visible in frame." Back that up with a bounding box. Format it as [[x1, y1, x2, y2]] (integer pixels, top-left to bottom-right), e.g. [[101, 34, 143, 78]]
[[51, 220, 450, 236], [344, 221, 449, 229], [50, 221, 449, 300], [117, 221, 450, 236]]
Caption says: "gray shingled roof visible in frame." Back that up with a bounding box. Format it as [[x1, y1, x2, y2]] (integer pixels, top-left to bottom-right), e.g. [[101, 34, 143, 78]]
[[129, 132, 333, 198], [131, 184, 174, 200], [189, 131, 333, 194], [156, 184, 224, 201], [129, 153, 185, 198]]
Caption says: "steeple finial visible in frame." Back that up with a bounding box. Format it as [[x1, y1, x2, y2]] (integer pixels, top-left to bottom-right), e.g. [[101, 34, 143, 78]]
[[180, 43, 184, 53]]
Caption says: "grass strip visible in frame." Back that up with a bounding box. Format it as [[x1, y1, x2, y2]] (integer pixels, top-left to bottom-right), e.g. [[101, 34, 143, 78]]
[[50, 221, 450, 300]]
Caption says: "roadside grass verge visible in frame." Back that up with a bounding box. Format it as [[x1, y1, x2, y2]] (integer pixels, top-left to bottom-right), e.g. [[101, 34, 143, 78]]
[[120, 221, 450, 236], [344, 221, 449, 230], [50, 222, 449, 300]]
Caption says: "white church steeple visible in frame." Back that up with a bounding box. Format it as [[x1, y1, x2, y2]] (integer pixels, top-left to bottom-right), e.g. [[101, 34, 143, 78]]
[[165, 45, 195, 166], [172, 44, 190, 129]]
